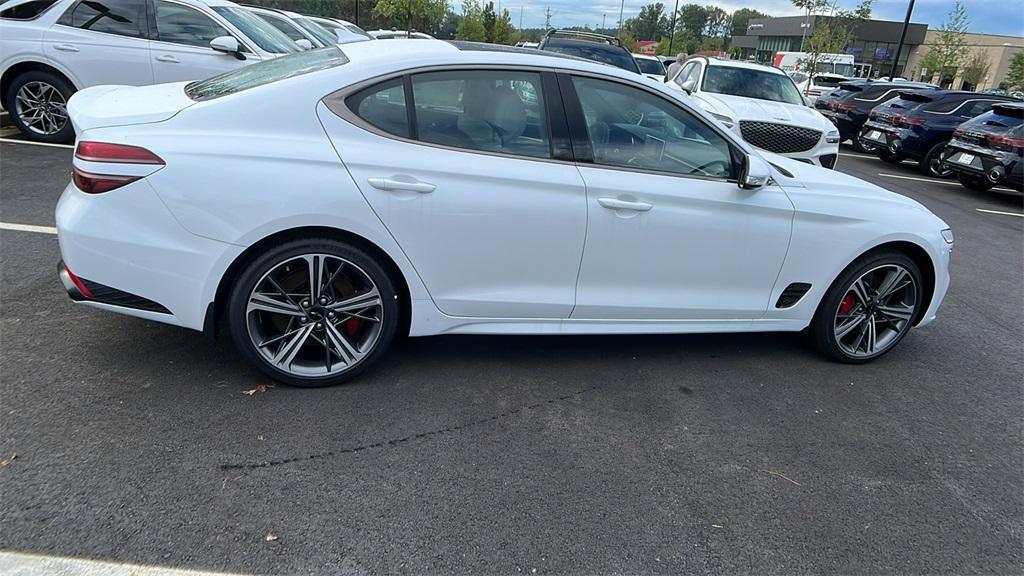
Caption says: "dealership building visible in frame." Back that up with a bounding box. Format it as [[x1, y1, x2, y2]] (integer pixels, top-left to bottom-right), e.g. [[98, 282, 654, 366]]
[[732, 15, 928, 79]]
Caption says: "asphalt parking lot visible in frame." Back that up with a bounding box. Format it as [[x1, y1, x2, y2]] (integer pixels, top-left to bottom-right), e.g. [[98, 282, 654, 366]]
[[1, 138, 1021, 575]]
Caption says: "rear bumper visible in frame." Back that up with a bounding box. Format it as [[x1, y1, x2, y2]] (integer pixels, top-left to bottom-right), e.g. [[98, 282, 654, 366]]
[[941, 144, 1024, 190], [55, 179, 245, 331]]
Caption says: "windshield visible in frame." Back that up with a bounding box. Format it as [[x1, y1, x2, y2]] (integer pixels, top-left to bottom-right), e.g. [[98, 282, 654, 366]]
[[295, 17, 337, 46], [212, 6, 298, 54], [186, 46, 348, 101], [543, 43, 640, 74], [702, 66, 803, 105], [635, 57, 665, 76]]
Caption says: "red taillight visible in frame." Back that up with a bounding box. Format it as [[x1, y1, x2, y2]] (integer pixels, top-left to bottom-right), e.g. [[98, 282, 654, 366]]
[[72, 141, 163, 194], [892, 114, 925, 127], [953, 128, 965, 138], [831, 101, 857, 112], [63, 265, 94, 299], [988, 134, 1024, 150], [72, 167, 141, 194], [75, 141, 164, 164]]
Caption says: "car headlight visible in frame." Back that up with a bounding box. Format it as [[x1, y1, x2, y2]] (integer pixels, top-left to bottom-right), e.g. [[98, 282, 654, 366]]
[[941, 228, 954, 245], [709, 112, 734, 128], [825, 129, 840, 144]]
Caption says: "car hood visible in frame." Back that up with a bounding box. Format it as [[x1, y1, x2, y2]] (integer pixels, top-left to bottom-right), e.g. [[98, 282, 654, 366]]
[[697, 92, 831, 131], [762, 151, 932, 212]]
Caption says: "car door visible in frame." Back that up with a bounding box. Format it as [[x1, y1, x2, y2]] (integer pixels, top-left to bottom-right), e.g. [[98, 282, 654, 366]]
[[318, 68, 587, 319], [150, 0, 253, 84], [43, 0, 153, 87], [561, 74, 794, 320]]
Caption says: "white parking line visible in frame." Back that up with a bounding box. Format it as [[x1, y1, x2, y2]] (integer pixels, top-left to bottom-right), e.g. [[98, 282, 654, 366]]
[[975, 208, 1024, 218], [877, 172, 1015, 193], [0, 551, 246, 576], [0, 137, 73, 149], [839, 152, 877, 159], [0, 222, 58, 235]]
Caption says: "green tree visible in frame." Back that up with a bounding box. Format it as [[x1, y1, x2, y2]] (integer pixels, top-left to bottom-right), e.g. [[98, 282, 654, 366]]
[[704, 6, 730, 44], [490, 7, 518, 45], [792, 0, 873, 77], [1003, 51, 1024, 92], [455, 0, 486, 41], [374, 0, 450, 31], [676, 4, 708, 44], [625, 3, 669, 41], [482, 1, 496, 41], [918, 0, 969, 86], [730, 8, 767, 38], [960, 50, 991, 89]]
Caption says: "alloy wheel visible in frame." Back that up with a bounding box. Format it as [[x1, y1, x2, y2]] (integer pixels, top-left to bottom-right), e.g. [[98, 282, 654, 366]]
[[245, 254, 384, 377], [928, 153, 954, 178], [14, 81, 68, 136], [833, 264, 918, 358]]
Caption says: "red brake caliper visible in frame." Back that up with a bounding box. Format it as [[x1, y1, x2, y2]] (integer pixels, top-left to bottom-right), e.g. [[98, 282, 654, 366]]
[[344, 318, 361, 337], [839, 294, 857, 314]]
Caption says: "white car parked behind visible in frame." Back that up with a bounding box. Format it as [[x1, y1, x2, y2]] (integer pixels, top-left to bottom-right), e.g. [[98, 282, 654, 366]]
[[0, 0, 299, 142], [633, 53, 666, 81], [669, 57, 841, 168]]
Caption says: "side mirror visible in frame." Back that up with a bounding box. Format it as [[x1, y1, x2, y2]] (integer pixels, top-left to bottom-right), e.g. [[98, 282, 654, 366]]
[[739, 154, 771, 190], [295, 38, 314, 50], [802, 95, 813, 107], [681, 80, 695, 95], [210, 36, 245, 60]]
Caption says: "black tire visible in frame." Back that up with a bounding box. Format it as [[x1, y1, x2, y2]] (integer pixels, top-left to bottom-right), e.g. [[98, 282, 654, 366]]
[[227, 237, 399, 387], [4, 70, 76, 144], [810, 250, 924, 364], [852, 137, 878, 154], [956, 172, 995, 192], [920, 142, 954, 178], [877, 148, 903, 164]]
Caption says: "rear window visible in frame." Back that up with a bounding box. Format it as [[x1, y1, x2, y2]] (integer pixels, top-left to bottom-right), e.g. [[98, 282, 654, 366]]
[[923, 97, 966, 113], [185, 46, 348, 101], [635, 57, 665, 76], [0, 0, 58, 19]]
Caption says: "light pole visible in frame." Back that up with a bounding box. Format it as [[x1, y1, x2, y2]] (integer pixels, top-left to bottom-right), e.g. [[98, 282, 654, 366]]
[[667, 0, 680, 55], [618, 0, 624, 33], [889, 0, 916, 80]]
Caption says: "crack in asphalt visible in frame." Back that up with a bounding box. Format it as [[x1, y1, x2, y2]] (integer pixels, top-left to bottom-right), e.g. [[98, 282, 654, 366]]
[[220, 385, 598, 470]]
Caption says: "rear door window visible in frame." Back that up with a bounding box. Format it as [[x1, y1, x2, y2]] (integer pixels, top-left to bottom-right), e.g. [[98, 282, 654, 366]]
[[58, 0, 148, 38], [411, 70, 551, 158]]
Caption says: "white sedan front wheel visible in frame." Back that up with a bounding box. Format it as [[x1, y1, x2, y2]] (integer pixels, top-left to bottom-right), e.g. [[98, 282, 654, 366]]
[[812, 251, 923, 363]]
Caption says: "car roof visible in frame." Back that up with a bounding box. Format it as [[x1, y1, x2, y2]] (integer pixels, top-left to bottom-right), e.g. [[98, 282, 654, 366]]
[[692, 56, 785, 75], [331, 40, 643, 81]]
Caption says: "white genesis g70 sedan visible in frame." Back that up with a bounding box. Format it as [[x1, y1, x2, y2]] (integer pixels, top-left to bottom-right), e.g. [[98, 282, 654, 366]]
[[56, 41, 954, 387]]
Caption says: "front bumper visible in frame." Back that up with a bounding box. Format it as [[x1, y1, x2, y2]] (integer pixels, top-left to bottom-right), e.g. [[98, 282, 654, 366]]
[[55, 179, 245, 331]]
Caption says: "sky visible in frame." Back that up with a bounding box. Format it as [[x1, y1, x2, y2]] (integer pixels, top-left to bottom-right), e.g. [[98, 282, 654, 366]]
[[497, 0, 1024, 37]]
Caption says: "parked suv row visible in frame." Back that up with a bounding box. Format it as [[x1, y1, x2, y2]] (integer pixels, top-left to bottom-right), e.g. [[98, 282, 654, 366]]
[[858, 89, 1021, 178], [815, 79, 936, 152], [941, 102, 1023, 192]]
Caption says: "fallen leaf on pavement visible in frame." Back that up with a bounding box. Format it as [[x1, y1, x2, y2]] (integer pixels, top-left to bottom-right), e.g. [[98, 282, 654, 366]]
[[242, 385, 271, 396], [1, 453, 16, 466], [265, 532, 279, 542]]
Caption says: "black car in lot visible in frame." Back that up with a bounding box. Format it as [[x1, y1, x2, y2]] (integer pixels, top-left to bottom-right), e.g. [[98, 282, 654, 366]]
[[859, 89, 1022, 177], [537, 30, 641, 75], [941, 102, 1024, 192], [815, 79, 936, 152]]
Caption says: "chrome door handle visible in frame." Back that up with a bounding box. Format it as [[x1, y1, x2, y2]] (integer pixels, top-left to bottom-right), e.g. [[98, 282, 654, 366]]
[[597, 197, 652, 212], [155, 55, 180, 63], [54, 43, 79, 52], [367, 176, 435, 193]]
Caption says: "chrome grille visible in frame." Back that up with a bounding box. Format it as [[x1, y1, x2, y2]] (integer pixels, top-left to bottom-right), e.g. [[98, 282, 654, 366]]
[[739, 121, 822, 154]]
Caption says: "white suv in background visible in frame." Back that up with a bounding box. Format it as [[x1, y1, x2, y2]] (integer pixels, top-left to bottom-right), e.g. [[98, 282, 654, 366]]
[[0, 0, 300, 142], [669, 57, 841, 168]]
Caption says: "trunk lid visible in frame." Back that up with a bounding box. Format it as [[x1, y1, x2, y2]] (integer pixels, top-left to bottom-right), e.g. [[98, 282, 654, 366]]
[[67, 82, 195, 133]]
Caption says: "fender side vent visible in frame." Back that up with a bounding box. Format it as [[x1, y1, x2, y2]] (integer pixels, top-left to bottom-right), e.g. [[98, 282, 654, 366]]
[[776, 283, 812, 308]]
